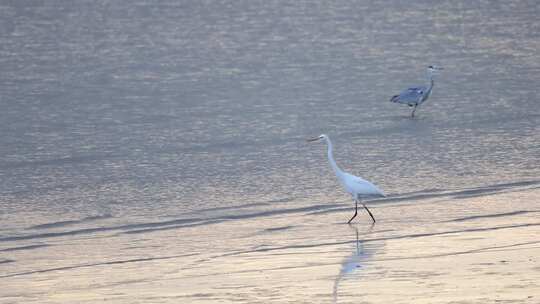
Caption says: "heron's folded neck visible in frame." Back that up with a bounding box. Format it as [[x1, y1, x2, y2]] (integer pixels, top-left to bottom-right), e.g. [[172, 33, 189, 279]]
[[427, 73, 435, 88], [425, 74, 435, 96]]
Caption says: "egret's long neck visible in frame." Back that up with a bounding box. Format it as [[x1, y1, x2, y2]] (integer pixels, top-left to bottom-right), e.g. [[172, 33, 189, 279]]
[[325, 137, 344, 178]]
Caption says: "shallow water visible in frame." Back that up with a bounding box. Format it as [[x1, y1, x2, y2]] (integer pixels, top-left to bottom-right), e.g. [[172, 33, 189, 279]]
[[1, 1, 539, 303]]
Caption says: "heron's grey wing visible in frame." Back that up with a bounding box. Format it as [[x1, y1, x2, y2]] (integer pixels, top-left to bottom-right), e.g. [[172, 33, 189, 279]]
[[391, 86, 426, 105]]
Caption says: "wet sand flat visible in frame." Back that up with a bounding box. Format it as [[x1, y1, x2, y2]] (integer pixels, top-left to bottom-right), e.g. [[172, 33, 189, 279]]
[[2, 185, 539, 303], [1, 1, 540, 303]]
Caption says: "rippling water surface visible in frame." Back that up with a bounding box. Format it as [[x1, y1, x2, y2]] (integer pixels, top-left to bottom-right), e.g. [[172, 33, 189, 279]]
[[1, 1, 539, 302]]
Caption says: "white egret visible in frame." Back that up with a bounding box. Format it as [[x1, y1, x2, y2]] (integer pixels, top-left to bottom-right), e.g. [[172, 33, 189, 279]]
[[390, 65, 443, 117], [307, 134, 385, 223]]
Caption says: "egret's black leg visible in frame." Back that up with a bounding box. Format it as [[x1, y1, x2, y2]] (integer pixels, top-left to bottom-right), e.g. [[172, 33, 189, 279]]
[[411, 104, 418, 117], [363, 204, 376, 223], [347, 200, 358, 224]]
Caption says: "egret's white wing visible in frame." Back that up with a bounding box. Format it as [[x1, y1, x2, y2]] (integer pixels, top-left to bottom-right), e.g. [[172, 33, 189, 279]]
[[343, 173, 385, 198]]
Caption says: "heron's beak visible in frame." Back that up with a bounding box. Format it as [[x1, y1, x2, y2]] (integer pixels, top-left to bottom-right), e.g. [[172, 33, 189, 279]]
[[306, 137, 321, 142]]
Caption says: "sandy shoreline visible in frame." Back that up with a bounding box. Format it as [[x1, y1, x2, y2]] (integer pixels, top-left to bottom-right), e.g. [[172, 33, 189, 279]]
[[2, 184, 540, 303], [2, 1, 539, 303]]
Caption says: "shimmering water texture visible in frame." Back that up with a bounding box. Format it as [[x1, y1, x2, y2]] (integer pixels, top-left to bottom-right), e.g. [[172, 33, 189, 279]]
[[1, 1, 539, 303]]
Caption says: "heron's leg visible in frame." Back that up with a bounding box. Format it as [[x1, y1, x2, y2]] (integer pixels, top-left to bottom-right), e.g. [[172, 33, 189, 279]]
[[347, 200, 358, 224], [411, 104, 418, 117], [363, 204, 376, 223]]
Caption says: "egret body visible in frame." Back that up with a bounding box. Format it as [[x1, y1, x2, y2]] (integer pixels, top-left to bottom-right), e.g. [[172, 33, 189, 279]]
[[307, 134, 385, 223]]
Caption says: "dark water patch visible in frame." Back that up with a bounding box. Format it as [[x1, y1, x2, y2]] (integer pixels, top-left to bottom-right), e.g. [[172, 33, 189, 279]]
[[7, 224, 538, 279], [210, 222, 540, 259], [29, 214, 113, 230], [1, 204, 343, 241], [122, 219, 225, 235], [0, 217, 205, 242], [373, 240, 540, 262], [0, 259, 15, 264], [370, 223, 540, 244], [448, 210, 540, 222], [218, 204, 342, 220], [115, 218, 205, 231], [0, 244, 50, 252], [262, 225, 295, 233], [451, 189, 505, 199], [123, 205, 342, 235], [267, 197, 295, 203], [0, 253, 198, 279], [0, 226, 125, 242], [451, 180, 540, 199], [122, 204, 337, 234], [85, 214, 113, 221], [381, 179, 540, 204], [30, 220, 82, 230], [485, 180, 540, 189]]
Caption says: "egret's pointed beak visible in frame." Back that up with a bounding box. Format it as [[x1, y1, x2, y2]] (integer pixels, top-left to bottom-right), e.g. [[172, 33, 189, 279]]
[[306, 137, 321, 142]]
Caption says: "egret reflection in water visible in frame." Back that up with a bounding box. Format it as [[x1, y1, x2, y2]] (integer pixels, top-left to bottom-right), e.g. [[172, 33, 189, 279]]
[[333, 225, 380, 303]]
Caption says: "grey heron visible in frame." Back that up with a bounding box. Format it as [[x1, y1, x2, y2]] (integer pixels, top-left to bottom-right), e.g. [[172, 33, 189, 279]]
[[307, 134, 385, 223], [390, 65, 443, 117]]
